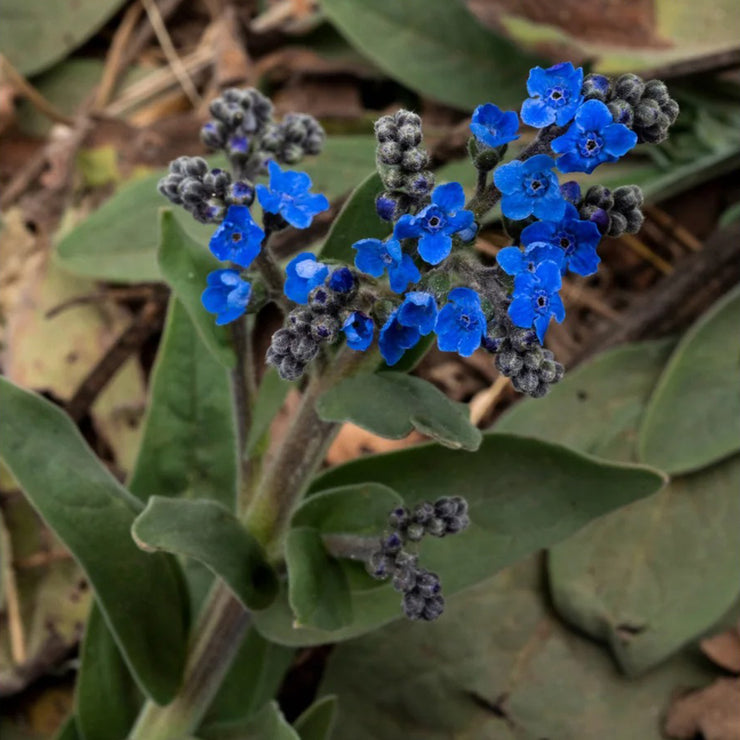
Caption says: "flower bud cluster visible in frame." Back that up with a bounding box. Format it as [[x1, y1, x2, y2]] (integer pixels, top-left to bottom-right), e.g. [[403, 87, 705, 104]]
[[266, 270, 357, 380], [201, 88, 325, 180], [582, 73, 679, 144], [374, 110, 435, 222], [368, 497, 470, 621], [485, 322, 564, 398], [578, 184, 644, 237], [158, 156, 255, 223]]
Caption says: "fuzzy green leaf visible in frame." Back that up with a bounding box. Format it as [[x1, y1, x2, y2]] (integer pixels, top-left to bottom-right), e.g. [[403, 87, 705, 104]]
[[317, 372, 482, 451], [294, 695, 338, 740], [0, 378, 189, 704], [132, 497, 278, 610]]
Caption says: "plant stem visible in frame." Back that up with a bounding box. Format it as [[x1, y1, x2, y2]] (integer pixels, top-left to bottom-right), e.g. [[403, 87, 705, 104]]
[[129, 582, 250, 740]]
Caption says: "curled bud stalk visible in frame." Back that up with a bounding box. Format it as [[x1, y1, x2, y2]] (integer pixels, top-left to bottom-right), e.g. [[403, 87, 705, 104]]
[[368, 497, 470, 621], [578, 183, 645, 237], [374, 110, 435, 222]]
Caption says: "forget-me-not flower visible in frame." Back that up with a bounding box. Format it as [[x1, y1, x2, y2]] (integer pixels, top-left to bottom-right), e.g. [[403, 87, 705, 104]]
[[470, 104, 520, 148], [394, 183, 475, 265], [551, 100, 637, 174], [508, 261, 565, 343], [284, 253, 329, 303], [209, 205, 264, 267], [497, 244, 565, 275], [434, 287, 487, 357], [378, 311, 421, 366], [521, 62, 583, 128], [343, 311, 374, 351], [201, 269, 251, 325], [493, 154, 566, 221], [397, 292, 438, 335], [257, 160, 329, 228], [352, 238, 421, 294]]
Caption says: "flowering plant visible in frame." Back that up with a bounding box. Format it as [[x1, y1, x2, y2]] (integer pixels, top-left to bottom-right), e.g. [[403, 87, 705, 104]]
[[0, 64, 679, 738]]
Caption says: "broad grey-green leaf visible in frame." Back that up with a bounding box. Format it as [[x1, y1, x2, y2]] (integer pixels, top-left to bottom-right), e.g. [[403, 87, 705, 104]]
[[286, 527, 352, 631], [253, 434, 664, 645], [75, 603, 141, 740], [294, 695, 338, 740], [0, 0, 126, 76], [322, 0, 543, 111], [291, 483, 403, 535], [317, 372, 482, 451], [203, 629, 295, 727], [132, 497, 277, 610], [495, 339, 740, 674], [201, 701, 299, 740], [127, 298, 237, 507], [320, 557, 714, 740], [0, 378, 189, 704], [157, 210, 236, 369], [496, 339, 676, 461], [54, 137, 376, 283], [317, 171, 388, 263], [550, 455, 740, 676], [638, 285, 740, 474]]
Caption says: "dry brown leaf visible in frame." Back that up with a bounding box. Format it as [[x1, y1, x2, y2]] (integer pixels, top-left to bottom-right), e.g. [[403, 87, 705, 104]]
[[273, 80, 363, 120], [702, 625, 740, 674], [665, 677, 740, 740]]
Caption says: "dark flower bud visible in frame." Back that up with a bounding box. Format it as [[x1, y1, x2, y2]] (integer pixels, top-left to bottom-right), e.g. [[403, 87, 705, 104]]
[[310, 315, 340, 342], [394, 110, 421, 128], [608, 99, 634, 127], [415, 570, 442, 598], [412, 501, 435, 525], [278, 355, 304, 381], [404, 171, 434, 197], [583, 184, 614, 210], [634, 98, 661, 128], [450, 496, 468, 516], [389, 506, 410, 529], [473, 146, 502, 172], [434, 497, 457, 518], [374, 116, 397, 142], [613, 185, 642, 210], [377, 141, 403, 165], [201, 121, 227, 149], [425, 517, 447, 537], [560, 180, 582, 204], [382, 168, 406, 190], [582, 73, 610, 101], [642, 79, 670, 104], [368, 550, 393, 580], [401, 148, 428, 172], [523, 350, 543, 370], [509, 328, 538, 353], [607, 211, 628, 237], [496, 350, 524, 376], [512, 369, 540, 395], [445, 514, 470, 534], [292, 336, 319, 363], [328, 267, 355, 294], [539, 359, 563, 384], [613, 73, 645, 106], [406, 522, 425, 542], [625, 209, 645, 233], [227, 181, 255, 207], [402, 591, 426, 620], [397, 123, 422, 148], [392, 565, 417, 593], [381, 532, 404, 555], [421, 595, 445, 621], [271, 328, 293, 353], [582, 206, 610, 233]]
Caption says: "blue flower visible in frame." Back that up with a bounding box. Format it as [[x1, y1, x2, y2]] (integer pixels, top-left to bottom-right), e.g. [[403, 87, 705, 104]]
[[201, 269, 251, 325], [551, 100, 638, 174], [521, 62, 583, 128], [394, 183, 475, 265], [397, 292, 438, 336], [379, 311, 421, 366], [497, 244, 565, 275], [352, 238, 420, 294], [470, 104, 520, 148], [343, 311, 374, 351], [256, 160, 329, 228], [520, 203, 602, 276], [328, 267, 355, 293], [285, 253, 329, 304], [435, 287, 487, 357], [508, 261, 565, 343], [493, 154, 566, 221], [560, 180, 581, 204], [209, 205, 264, 267]]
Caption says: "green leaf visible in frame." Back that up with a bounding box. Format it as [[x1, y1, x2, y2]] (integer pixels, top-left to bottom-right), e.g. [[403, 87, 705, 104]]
[[291, 483, 403, 535], [54, 137, 376, 284], [0, 0, 126, 76], [201, 701, 299, 740], [495, 339, 740, 674], [322, 0, 543, 111], [157, 209, 237, 369], [286, 527, 352, 631], [0, 378, 189, 704], [317, 171, 389, 263], [55, 170, 214, 283], [245, 368, 292, 458], [496, 339, 676, 461], [550, 455, 740, 676], [320, 557, 714, 740], [127, 298, 238, 507], [75, 603, 141, 740], [294, 695, 338, 740], [54, 716, 82, 740], [317, 372, 482, 451], [203, 629, 295, 726], [638, 285, 740, 474], [132, 497, 278, 610], [254, 434, 664, 645]]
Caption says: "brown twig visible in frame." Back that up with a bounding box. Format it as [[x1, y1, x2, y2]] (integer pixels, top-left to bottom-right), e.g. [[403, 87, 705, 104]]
[[66, 299, 166, 422], [0, 511, 26, 665]]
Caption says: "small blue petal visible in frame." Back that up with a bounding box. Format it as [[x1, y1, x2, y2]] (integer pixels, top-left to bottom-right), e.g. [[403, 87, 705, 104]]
[[343, 311, 374, 351], [257, 161, 328, 229], [208, 205, 264, 267], [397, 292, 438, 336], [285, 253, 329, 304], [201, 269, 251, 325]]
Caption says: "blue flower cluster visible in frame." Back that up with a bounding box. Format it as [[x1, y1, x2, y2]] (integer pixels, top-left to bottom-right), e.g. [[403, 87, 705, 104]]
[[200, 161, 328, 324]]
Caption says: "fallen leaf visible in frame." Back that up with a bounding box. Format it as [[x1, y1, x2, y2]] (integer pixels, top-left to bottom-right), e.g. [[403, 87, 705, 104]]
[[325, 423, 424, 466], [702, 625, 740, 674], [665, 678, 740, 740]]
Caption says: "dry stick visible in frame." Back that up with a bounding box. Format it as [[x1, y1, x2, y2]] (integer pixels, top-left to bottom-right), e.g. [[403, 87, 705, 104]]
[[66, 299, 165, 422], [645, 204, 703, 253], [94, 0, 144, 110], [0, 511, 26, 665], [141, 0, 202, 106], [572, 222, 740, 364]]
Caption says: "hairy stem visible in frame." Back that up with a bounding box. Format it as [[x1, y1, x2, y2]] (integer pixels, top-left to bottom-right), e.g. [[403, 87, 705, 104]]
[[129, 582, 250, 740]]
